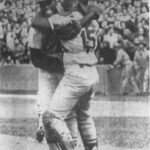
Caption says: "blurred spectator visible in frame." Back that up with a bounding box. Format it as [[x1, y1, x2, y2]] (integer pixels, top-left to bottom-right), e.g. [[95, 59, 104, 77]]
[[0, 22, 4, 41], [103, 27, 120, 49], [6, 29, 15, 52], [0, 0, 149, 67], [12, 38, 25, 64], [121, 29, 135, 60], [20, 21, 29, 45], [134, 40, 149, 94], [99, 40, 114, 64], [113, 42, 139, 95]]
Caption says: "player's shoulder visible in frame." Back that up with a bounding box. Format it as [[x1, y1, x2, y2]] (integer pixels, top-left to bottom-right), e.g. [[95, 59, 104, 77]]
[[69, 11, 83, 20]]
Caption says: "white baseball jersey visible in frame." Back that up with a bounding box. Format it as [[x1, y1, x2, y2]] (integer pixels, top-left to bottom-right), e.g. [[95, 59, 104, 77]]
[[48, 11, 99, 66]]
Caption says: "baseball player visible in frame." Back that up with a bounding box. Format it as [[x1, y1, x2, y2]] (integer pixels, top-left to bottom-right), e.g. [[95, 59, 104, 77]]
[[32, 0, 101, 149], [31, 0, 101, 149], [134, 40, 149, 94], [112, 42, 139, 95], [30, 0, 86, 148], [29, 0, 64, 145]]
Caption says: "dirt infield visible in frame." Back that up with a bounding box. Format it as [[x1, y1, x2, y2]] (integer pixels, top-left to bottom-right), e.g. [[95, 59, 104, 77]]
[[0, 134, 149, 150], [0, 94, 150, 150]]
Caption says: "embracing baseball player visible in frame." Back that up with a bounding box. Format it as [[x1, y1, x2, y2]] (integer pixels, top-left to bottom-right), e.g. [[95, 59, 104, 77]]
[[32, 0, 101, 150], [28, 0, 63, 147], [30, 0, 102, 150], [31, 0, 102, 150]]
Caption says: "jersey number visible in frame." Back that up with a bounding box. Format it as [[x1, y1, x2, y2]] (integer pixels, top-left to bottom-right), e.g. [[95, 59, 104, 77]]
[[81, 27, 97, 52]]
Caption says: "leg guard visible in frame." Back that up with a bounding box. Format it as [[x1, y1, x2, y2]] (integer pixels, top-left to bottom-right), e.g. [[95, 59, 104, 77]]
[[42, 111, 76, 150], [84, 140, 98, 150], [36, 126, 45, 142], [77, 109, 98, 150], [36, 114, 44, 142]]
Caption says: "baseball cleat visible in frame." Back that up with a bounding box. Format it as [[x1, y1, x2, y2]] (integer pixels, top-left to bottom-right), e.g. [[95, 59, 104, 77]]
[[36, 126, 45, 142]]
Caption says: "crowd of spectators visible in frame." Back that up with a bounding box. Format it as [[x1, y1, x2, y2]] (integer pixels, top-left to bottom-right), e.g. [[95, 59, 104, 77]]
[[0, 0, 37, 65], [91, 0, 149, 64], [0, 0, 149, 66]]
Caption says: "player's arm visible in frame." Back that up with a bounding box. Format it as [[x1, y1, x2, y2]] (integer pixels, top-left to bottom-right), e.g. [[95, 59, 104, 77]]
[[32, 13, 52, 32], [32, 11, 96, 29], [32, 12, 98, 40], [113, 51, 122, 66], [49, 12, 98, 40]]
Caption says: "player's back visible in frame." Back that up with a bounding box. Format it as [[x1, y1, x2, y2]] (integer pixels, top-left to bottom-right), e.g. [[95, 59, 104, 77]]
[[61, 11, 98, 66]]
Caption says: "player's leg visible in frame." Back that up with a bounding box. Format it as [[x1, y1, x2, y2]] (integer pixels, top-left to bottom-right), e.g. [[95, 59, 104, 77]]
[[38, 70, 83, 149], [36, 69, 59, 142], [44, 110, 84, 150], [77, 79, 99, 150], [42, 72, 94, 149], [66, 111, 85, 150]]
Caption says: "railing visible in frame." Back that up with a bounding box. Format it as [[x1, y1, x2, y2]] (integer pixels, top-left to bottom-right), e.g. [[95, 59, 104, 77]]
[[0, 65, 133, 95]]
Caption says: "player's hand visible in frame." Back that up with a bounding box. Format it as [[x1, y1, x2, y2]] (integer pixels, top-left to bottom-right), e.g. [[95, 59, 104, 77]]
[[49, 14, 73, 29], [107, 64, 114, 70], [87, 6, 102, 19], [99, 57, 104, 63]]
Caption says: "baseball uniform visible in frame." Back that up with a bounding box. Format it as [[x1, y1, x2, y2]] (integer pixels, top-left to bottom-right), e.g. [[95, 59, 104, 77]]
[[43, 11, 99, 149]]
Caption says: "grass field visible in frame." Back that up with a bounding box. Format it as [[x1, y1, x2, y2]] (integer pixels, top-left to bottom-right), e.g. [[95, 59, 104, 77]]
[[0, 117, 150, 149], [0, 94, 150, 149]]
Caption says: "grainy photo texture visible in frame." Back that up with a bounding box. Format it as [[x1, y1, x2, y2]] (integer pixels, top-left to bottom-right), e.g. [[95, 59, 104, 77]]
[[0, 0, 149, 150]]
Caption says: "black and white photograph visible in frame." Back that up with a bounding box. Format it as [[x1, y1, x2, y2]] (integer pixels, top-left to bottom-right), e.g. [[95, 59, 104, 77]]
[[0, 0, 149, 150]]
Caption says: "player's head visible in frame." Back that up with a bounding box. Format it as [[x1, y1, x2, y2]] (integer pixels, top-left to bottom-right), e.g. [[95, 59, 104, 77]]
[[37, 0, 57, 15], [62, 0, 78, 12]]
